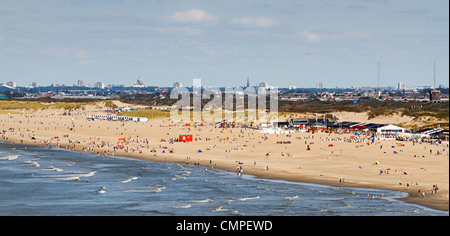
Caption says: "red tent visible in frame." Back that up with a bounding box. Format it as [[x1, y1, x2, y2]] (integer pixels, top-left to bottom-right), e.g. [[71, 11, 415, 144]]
[[179, 134, 193, 142]]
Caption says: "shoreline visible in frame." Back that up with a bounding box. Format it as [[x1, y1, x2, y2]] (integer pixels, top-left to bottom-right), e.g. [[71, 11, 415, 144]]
[[1, 138, 448, 213], [1, 110, 448, 213]]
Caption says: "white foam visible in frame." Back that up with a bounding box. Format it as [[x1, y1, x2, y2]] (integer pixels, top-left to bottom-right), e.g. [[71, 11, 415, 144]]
[[0, 155, 18, 160], [189, 198, 214, 203], [125, 185, 166, 193], [213, 206, 238, 214], [23, 160, 40, 167], [284, 195, 299, 201], [54, 171, 96, 181], [44, 166, 63, 172], [174, 204, 192, 209], [213, 206, 228, 212], [238, 196, 260, 201], [120, 177, 138, 183], [97, 186, 106, 194]]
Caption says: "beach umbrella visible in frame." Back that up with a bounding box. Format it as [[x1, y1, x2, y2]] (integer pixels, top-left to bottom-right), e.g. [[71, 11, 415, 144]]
[[197, 149, 203, 153]]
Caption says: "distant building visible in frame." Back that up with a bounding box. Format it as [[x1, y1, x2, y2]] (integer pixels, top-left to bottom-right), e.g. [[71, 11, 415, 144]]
[[258, 82, 268, 89], [398, 82, 405, 90], [316, 82, 324, 89], [32, 82, 37, 88], [6, 81, 16, 88], [133, 77, 145, 87], [76, 79, 84, 87], [430, 90, 441, 103], [246, 77, 250, 87], [289, 86, 296, 90], [173, 82, 183, 88], [94, 82, 105, 89]]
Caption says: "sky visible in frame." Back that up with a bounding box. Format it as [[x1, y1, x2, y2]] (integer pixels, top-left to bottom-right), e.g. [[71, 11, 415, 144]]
[[0, 0, 448, 88]]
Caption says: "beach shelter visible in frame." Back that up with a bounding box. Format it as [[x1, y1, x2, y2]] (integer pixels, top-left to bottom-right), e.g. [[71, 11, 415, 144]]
[[179, 134, 193, 142]]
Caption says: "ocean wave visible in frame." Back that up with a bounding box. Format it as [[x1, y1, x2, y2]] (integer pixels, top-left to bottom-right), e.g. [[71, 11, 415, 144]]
[[97, 186, 106, 194], [238, 196, 260, 201], [43, 166, 63, 172], [125, 185, 166, 193], [284, 195, 299, 201], [213, 206, 239, 214], [174, 204, 192, 209], [0, 155, 19, 161], [23, 160, 40, 167], [54, 171, 96, 181], [189, 198, 214, 203], [120, 177, 138, 183], [170, 174, 187, 181]]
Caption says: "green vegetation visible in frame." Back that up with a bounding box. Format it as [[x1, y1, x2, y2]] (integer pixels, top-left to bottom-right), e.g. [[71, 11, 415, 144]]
[[0, 100, 114, 111], [118, 109, 171, 119], [279, 100, 449, 121]]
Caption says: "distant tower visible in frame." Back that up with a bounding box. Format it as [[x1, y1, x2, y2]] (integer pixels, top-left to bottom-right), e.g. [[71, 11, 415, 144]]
[[433, 61, 436, 89], [246, 77, 250, 87], [377, 61, 380, 91]]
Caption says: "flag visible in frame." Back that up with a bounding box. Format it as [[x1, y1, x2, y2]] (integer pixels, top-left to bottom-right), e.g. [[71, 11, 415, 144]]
[[315, 114, 318, 122], [353, 100, 358, 104], [323, 114, 326, 122]]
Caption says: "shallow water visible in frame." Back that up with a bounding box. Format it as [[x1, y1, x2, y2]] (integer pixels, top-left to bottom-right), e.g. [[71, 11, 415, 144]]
[[0, 142, 447, 216]]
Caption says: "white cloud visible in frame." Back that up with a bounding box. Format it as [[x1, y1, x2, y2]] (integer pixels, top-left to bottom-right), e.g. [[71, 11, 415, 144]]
[[296, 31, 371, 43], [170, 9, 216, 23], [136, 26, 201, 36], [230, 17, 278, 27]]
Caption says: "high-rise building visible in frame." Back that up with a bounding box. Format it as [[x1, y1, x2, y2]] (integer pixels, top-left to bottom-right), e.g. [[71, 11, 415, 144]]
[[316, 82, 324, 89], [246, 77, 250, 87], [258, 82, 268, 89], [398, 82, 405, 90], [76, 79, 84, 87], [173, 82, 183, 88], [94, 82, 105, 89], [6, 81, 16, 88], [133, 77, 145, 87]]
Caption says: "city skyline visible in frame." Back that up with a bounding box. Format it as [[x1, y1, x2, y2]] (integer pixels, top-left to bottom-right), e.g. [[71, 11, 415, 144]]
[[0, 0, 448, 88], [2, 77, 447, 91]]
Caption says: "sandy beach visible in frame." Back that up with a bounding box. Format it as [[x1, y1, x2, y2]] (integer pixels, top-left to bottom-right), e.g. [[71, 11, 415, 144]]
[[1, 103, 448, 212]]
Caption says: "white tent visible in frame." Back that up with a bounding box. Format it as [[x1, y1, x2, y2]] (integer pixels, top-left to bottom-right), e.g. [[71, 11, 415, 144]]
[[377, 124, 405, 137]]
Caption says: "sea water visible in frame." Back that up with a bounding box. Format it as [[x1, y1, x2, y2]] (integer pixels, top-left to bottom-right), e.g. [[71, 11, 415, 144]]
[[0, 142, 447, 216]]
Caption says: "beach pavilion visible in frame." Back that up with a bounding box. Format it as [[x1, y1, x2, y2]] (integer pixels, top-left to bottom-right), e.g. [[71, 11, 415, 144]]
[[377, 124, 405, 138]]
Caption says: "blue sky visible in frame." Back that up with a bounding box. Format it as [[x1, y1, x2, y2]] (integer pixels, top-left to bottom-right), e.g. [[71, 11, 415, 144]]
[[0, 0, 448, 88]]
